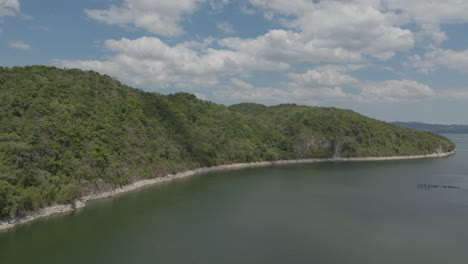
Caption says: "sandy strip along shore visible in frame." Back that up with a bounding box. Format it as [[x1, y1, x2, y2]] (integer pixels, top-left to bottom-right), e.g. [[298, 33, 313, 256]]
[[0, 150, 455, 231]]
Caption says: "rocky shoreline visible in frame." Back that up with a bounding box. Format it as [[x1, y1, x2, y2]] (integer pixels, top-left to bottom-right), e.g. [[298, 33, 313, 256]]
[[0, 150, 455, 231]]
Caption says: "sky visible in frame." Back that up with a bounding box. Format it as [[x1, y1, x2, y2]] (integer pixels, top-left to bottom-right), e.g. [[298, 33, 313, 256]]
[[1, 0, 468, 124]]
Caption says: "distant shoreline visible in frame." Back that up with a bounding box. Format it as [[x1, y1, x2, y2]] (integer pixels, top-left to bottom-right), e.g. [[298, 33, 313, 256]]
[[0, 150, 455, 231]]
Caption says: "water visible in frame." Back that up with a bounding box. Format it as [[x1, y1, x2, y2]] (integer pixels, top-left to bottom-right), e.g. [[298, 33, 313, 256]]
[[1, 134, 468, 264]]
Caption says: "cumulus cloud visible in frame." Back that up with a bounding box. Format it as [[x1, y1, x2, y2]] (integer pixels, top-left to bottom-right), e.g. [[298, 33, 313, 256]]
[[55, 0, 468, 106], [409, 48, 468, 74], [219, 29, 363, 64], [9, 40, 30, 50], [85, 0, 418, 61], [212, 78, 347, 106], [210, 64, 434, 105], [85, 0, 204, 37], [250, 0, 468, 50], [385, 0, 468, 25], [54, 32, 436, 105], [357, 80, 434, 103], [0, 0, 19, 17], [53, 36, 291, 90], [250, 0, 468, 26], [213, 75, 434, 105], [55, 35, 438, 105], [54, 31, 371, 92], [285, 66, 434, 104], [80, 0, 468, 85], [384, 0, 468, 45], [283, 64, 434, 104], [214, 78, 289, 104], [288, 67, 359, 87], [248, 0, 414, 60], [301, 3, 413, 60]]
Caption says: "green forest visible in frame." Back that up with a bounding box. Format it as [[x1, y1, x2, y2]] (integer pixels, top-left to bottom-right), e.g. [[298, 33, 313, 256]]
[[0, 66, 455, 220]]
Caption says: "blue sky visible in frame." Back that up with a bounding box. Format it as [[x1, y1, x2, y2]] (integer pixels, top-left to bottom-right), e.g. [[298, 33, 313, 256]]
[[1, 0, 468, 124]]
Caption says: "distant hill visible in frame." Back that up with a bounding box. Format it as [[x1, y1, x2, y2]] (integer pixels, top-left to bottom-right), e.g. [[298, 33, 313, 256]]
[[0, 66, 455, 220], [392, 122, 468, 134]]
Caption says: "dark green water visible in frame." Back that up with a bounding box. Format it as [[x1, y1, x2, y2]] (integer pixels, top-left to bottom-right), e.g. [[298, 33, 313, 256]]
[[1, 134, 468, 264]]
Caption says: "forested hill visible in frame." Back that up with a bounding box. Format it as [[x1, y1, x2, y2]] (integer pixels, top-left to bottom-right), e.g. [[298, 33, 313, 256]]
[[0, 66, 455, 220], [392, 122, 468, 134]]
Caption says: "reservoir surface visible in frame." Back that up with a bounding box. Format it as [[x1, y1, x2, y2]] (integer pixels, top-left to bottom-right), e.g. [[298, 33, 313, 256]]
[[1, 134, 467, 264]]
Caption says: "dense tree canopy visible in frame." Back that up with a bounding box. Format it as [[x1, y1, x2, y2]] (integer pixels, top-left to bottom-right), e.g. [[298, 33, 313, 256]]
[[0, 66, 455, 220]]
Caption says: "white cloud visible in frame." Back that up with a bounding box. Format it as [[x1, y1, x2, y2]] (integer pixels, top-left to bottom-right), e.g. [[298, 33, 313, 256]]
[[214, 78, 289, 104], [85, 0, 417, 61], [54, 29, 371, 92], [284, 66, 434, 104], [9, 40, 30, 50], [221, 65, 355, 104], [216, 21, 235, 34], [219, 29, 363, 64], [249, 0, 468, 54], [284, 85, 348, 105], [213, 78, 347, 106], [0, 0, 19, 17], [215, 77, 436, 105], [385, 0, 468, 25], [53, 36, 290, 90], [85, 0, 204, 37], [57, 0, 468, 107], [301, 2, 413, 60], [250, 0, 468, 26], [385, 0, 468, 45], [85, 0, 233, 35], [54, 32, 435, 105], [409, 48, 468, 74], [282, 64, 436, 104], [76, 0, 468, 96], [288, 67, 359, 87], [357, 80, 434, 103], [416, 24, 447, 45], [249, 0, 414, 61]]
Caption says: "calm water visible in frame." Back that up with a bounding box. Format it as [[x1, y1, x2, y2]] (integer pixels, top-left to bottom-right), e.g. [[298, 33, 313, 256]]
[[1, 134, 468, 264]]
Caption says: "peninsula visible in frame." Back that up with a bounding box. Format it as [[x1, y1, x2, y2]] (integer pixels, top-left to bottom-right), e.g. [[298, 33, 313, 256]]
[[0, 66, 456, 228]]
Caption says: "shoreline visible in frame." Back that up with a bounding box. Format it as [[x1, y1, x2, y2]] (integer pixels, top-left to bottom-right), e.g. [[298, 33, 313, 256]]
[[0, 150, 455, 231]]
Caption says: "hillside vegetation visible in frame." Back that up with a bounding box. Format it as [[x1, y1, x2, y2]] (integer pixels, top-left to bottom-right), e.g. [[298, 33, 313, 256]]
[[0, 66, 455, 220]]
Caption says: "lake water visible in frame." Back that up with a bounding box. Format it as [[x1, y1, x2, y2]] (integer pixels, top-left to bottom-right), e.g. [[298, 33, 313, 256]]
[[1, 134, 467, 264]]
